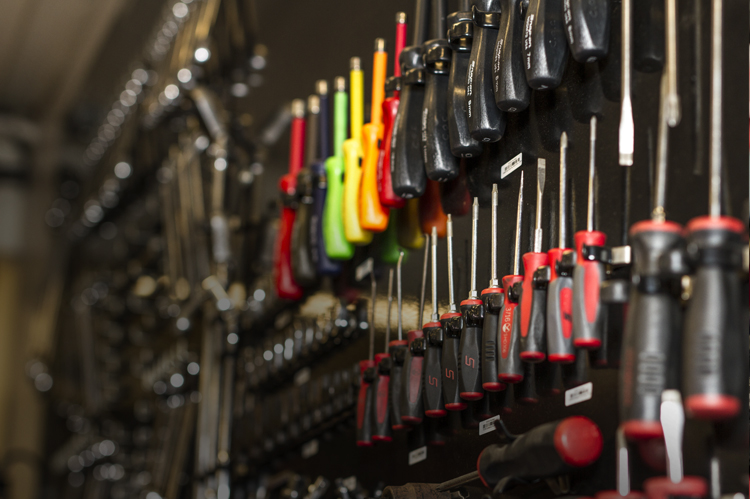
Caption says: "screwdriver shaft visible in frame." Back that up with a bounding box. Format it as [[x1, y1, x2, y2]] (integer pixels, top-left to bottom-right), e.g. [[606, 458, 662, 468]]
[[513, 173, 524, 275], [490, 185, 499, 286], [709, 0, 722, 217], [436, 470, 480, 491], [534, 159, 546, 253], [653, 73, 669, 222], [369, 273, 377, 361], [587, 116, 597, 232], [447, 215, 456, 312], [431, 227, 439, 321], [397, 251, 404, 340], [665, 0, 680, 127], [419, 238, 429, 327], [559, 133, 568, 249], [385, 268, 394, 349], [619, 0, 634, 166], [470, 198, 479, 299]]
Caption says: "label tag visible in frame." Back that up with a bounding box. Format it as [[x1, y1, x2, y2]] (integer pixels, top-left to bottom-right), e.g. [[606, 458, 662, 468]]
[[500, 153, 523, 179], [342, 476, 357, 491], [479, 415, 500, 435], [355, 258, 374, 282], [301, 439, 319, 458], [565, 382, 593, 406], [408, 446, 427, 465]]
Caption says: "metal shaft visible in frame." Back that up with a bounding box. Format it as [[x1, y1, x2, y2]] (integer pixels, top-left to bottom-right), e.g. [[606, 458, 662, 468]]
[[446, 215, 457, 313], [534, 159, 546, 253], [369, 273, 377, 361], [559, 132, 568, 249], [653, 73, 669, 222], [616, 427, 630, 496], [419, 238, 429, 328], [490, 185, 499, 287], [708, 0, 722, 217], [431, 227, 439, 321], [397, 251, 404, 341], [665, 0, 680, 127], [436, 471, 480, 492], [385, 268, 395, 350], [513, 173, 524, 275], [619, 0, 634, 166], [587, 116, 597, 232], [470, 198, 479, 299], [661, 390, 685, 484]]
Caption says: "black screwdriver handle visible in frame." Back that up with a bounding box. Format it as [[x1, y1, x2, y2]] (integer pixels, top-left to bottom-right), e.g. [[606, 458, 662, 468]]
[[447, 11, 483, 158], [498, 276, 525, 383], [388, 341, 409, 429], [466, 0, 506, 143], [683, 217, 747, 421], [401, 330, 426, 424], [424, 322, 447, 417], [523, 0, 569, 89], [481, 288, 505, 390], [356, 360, 376, 446], [440, 312, 466, 410], [632, 0, 664, 73], [458, 299, 484, 400], [372, 353, 393, 441], [291, 168, 317, 286], [563, 0, 611, 62], [493, 0, 530, 111]]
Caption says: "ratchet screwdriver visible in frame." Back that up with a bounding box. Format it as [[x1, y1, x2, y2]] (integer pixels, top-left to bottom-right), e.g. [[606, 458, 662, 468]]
[[424, 227, 447, 417], [481, 185, 506, 391], [441, 215, 467, 410]]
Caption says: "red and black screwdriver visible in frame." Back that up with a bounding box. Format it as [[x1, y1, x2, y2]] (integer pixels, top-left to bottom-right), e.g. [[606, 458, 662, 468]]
[[355, 259, 377, 446], [388, 251, 409, 430], [440, 215, 466, 411], [424, 227, 447, 417], [481, 185, 505, 391], [372, 267, 396, 442]]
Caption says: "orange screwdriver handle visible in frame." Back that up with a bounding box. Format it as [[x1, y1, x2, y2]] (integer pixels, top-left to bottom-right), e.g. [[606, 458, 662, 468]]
[[419, 180, 448, 237]]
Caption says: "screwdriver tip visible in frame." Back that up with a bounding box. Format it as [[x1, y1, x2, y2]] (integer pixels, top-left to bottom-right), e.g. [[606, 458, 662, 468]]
[[316, 79, 328, 95], [334, 76, 346, 92], [374, 38, 386, 52], [396, 12, 407, 23], [473, 197, 478, 207], [307, 94, 320, 113], [291, 99, 305, 117], [350, 57, 361, 71], [560, 131, 568, 147]]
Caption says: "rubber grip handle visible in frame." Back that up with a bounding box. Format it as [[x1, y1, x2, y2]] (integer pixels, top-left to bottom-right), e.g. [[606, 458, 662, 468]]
[[683, 217, 746, 421], [360, 122, 390, 232], [493, 0, 530, 111], [572, 230, 606, 349], [476, 416, 602, 487], [563, 0, 611, 63], [547, 248, 574, 363], [376, 215, 402, 264], [440, 159, 472, 216], [291, 169, 317, 285], [523, 0, 569, 89], [632, 0, 664, 73], [397, 199, 427, 249], [372, 353, 393, 441], [458, 299, 484, 400], [520, 252, 549, 362], [422, 40, 460, 181], [275, 207, 304, 300], [356, 360, 376, 446], [424, 322, 447, 417], [343, 139, 373, 245], [441, 312, 466, 410], [388, 341, 409, 429], [419, 180, 448, 237], [498, 275, 524, 383], [481, 288, 505, 390], [311, 162, 342, 275], [378, 97, 406, 208], [447, 11, 483, 157], [467, 3, 506, 142], [401, 330, 426, 424]]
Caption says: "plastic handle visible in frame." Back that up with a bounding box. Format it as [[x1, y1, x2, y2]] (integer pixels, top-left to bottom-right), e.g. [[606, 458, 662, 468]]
[[311, 160, 342, 275], [563, 0, 611, 63], [498, 275, 524, 383], [397, 199, 426, 249], [481, 287, 505, 390], [632, 0, 664, 73], [572, 230, 606, 349], [372, 353, 393, 441], [388, 341, 409, 430], [458, 299, 484, 400], [291, 169, 317, 285], [493, 0, 530, 111], [423, 322, 447, 417], [343, 139, 373, 244], [682, 217, 746, 421], [547, 248, 575, 363], [477, 416, 602, 487], [378, 97, 406, 208], [441, 158, 472, 216], [377, 216, 402, 264], [466, 3, 505, 142], [401, 330, 425, 424], [519, 252, 549, 361], [356, 360, 376, 446], [441, 312, 466, 410], [419, 180, 448, 237], [523, 0, 569, 89]]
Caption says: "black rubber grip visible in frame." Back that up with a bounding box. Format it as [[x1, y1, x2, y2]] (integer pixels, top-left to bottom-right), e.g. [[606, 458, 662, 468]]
[[481, 288, 504, 390], [493, 0, 530, 111], [290, 169, 317, 286], [388, 342, 409, 429], [632, 0, 664, 73], [424, 322, 447, 416], [440, 313, 466, 410], [523, 0, 569, 90], [498, 277, 524, 383], [356, 364, 375, 446], [372, 355, 393, 441], [458, 299, 484, 400], [563, 0, 611, 63], [401, 331, 426, 424]]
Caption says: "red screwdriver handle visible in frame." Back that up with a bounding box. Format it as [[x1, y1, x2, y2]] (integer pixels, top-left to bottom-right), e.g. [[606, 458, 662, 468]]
[[520, 252, 549, 362], [572, 230, 607, 349], [419, 179, 448, 237], [498, 275, 524, 383], [378, 96, 406, 208], [371, 353, 393, 441], [356, 359, 376, 446]]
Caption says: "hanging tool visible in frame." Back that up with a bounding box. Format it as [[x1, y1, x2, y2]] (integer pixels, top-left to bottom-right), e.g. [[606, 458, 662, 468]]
[[498, 172, 525, 383], [523, 0, 570, 90], [458, 198, 484, 400], [274, 99, 306, 300], [400, 241, 430, 424], [572, 116, 607, 350], [324, 76, 355, 260], [481, 185, 505, 391], [343, 57, 373, 245], [355, 259, 377, 446], [291, 94, 320, 286], [441, 215, 466, 410], [664, 0, 679, 127], [378, 13, 408, 209], [594, 428, 648, 499], [419, 180, 449, 237], [446, 4, 482, 157], [563, 0, 611, 63], [493, 0, 530, 112], [682, 0, 747, 421], [311, 80, 343, 275], [620, 74, 685, 440], [618, 0, 634, 166], [632, 0, 664, 73], [360, 38, 391, 232], [422, 0, 460, 181], [389, 251, 409, 430], [519, 159, 548, 361], [547, 133, 575, 363], [466, 0, 505, 142], [424, 227, 447, 417], [377, 216, 403, 264], [397, 199, 427, 249], [391, 0, 430, 198], [372, 268, 396, 441]]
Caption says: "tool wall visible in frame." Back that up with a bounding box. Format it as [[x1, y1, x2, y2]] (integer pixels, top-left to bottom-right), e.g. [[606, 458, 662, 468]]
[[40, 0, 748, 498]]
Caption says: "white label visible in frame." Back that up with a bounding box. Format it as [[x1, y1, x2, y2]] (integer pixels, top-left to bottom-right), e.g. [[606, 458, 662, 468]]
[[355, 258, 374, 282], [565, 382, 593, 406], [301, 439, 319, 458], [500, 153, 523, 179], [408, 446, 427, 465], [479, 415, 500, 435], [342, 476, 357, 491]]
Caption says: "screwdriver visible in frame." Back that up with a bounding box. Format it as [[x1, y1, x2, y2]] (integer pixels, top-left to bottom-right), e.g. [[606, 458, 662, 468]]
[[498, 172, 525, 383], [519, 159, 548, 361], [547, 133, 575, 364], [493, 0, 530, 112], [446, 3, 482, 157], [323, 77, 355, 260], [563, 0, 611, 63], [372, 268, 395, 442], [274, 99, 306, 300], [355, 260, 377, 446], [388, 251, 409, 430], [481, 185, 505, 391], [632, 0, 664, 73], [422, 0, 460, 182], [618, 0, 634, 166], [378, 13, 408, 210], [682, 0, 746, 421], [572, 116, 607, 350], [391, 0, 429, 198], [523, 0, 569, 90], [400, 240, 430, 424], [441, 215, 466, 410], [360, 38, 391, 232], [620, 73, 684, 441], [397, 199, 426, 250], [458, 198, 484, 400], [343, 57, 373, 245], [424, 227, 447, 417], [466, 0, 505, 142], [419, 180, 448, 237]]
